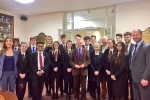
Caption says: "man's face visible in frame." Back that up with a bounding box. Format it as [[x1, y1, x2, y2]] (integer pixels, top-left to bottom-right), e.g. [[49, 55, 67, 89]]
[[91, 37, 96, 44], [61, 37, 66, 44], [37, 44, 44, 52], [102, 38, 107, 46], [30, 39, 36, 46], [20, 44, 27, 52], [14, 41, 19, 47], [77, 40, 83, 48], [116, 36, 122, 43], [124, 35, 132, 44], [132, 31, 142, 43], [84, 39, 90, 46]]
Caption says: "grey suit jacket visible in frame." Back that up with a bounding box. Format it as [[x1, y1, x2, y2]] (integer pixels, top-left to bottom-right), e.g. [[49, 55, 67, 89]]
[[0, 50, 19, 79], [130, 41, 150, 83]]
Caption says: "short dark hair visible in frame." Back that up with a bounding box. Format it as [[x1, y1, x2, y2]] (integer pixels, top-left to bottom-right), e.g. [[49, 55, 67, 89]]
[[116, 33, 122, 38], [60, 34, 66, 39], [124, 32, 132, 36], [14, 38, 19, 42], [75, 34, 81, 38], [91, 35, 96, 39], [36, 41, 44, 45], [30, 37, 37, 41], [84, 36, 90, 41]]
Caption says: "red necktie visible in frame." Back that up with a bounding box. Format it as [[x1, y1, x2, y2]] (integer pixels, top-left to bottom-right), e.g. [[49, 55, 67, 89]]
[[54, 51, 58, 61], [39, 53, 43, 69]]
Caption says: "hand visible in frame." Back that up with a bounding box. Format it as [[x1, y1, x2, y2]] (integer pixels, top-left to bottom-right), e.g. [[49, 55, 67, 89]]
[[80, 64, 84, 68], [67, 68, 71, 73], [94, 71, 99, 76], [141, 79, 148, 86], [111, 75, 116, 80], [19, 74, 24, 79], [75, 65, 80, 69], [37, 71, 43, 76], [53, 67, 58, 72], [106, 70, 110, 75]]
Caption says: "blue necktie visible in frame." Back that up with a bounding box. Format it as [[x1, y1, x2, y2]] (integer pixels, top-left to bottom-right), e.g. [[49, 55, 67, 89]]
[[32, 47, 35, 52], [132, 44, 138, 59]]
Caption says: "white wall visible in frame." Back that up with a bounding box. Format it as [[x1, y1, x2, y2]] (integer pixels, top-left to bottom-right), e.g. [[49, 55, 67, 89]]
[[0, 9, 25, 49], [116, 0, 150, 34], [25, 12, 64, 42]]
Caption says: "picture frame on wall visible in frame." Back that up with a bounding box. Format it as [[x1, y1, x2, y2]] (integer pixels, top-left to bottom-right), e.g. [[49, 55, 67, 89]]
[[0, 13, 14, 41]]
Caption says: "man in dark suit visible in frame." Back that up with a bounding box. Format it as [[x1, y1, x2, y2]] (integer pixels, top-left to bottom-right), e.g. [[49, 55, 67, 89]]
[[30, 42, 50, 100], [72, 34, 81, 49], [59, 34, 66, 97], [130, 29, 150, 100], [14, 38, 20, 51], [123, 32, 134, 100], [70, 38, 91, 100], [26, 37, 37, 98], [83, 36, 94, 95], [116, 33, 123, 43]]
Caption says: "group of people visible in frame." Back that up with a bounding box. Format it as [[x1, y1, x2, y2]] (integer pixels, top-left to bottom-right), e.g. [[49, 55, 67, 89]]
[[0, 29, 150, 100]]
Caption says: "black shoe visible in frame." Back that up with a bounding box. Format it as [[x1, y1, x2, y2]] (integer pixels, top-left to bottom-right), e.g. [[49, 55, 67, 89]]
[[45, 91, 50, 96], [52, 93, 55, 99], [102, 95, 106, 100], [56, 93, 59, 99], [27, 94, 32, 98], [68, 95, 72, 100], [90, 92, 94, 98]]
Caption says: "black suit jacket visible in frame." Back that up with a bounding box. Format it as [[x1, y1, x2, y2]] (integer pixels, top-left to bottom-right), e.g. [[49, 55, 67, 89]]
[[89, 51, 104, 82], [49, 50, 63, 78], [44, 46, 52, 53], [103, 48, 117, 82], [29, 52, 50, 78], [16, 51, 29, 83], [83, 45, 94, 55], [110, 53, 129, 79]]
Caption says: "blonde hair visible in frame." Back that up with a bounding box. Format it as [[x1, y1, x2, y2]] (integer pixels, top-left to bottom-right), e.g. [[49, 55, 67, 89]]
[[93, 42, 101, 50]]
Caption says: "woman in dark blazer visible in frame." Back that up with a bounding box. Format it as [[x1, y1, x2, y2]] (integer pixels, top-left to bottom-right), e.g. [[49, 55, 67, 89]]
[[44, 36, 53, 96], [103, 39, 116, 100], [110, 42, 128, 100], [16, 42, 29, 100], [49, 41, 63, 99], [89, 42, 104, 100], [63, 40, 73, 100]]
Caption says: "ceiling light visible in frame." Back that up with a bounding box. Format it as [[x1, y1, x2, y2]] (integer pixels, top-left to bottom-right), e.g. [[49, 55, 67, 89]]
[[15, 0, 34, 4]]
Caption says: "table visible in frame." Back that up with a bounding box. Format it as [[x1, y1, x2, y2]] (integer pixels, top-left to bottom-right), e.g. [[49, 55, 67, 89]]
[[0, 90, 18, 100]]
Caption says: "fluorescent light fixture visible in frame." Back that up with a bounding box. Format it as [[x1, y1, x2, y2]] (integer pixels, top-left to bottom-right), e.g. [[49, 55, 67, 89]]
[[15, 0, 34, 4]]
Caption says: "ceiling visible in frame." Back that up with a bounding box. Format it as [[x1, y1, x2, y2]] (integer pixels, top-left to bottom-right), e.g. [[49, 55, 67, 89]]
[[0, 0, 145, 15]]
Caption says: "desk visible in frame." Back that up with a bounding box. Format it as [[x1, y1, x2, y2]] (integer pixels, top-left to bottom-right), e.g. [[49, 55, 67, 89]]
[[0, 90, 18, 100]]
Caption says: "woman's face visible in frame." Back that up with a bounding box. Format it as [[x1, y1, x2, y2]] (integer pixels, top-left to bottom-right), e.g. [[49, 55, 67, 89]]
[[94, 44, 100, 51], [5, 38, 13, 48], [67, 42, 72, 49], [47, 37, 52, 44], [54, 42, 59, 49], [117, 43, 122, 51], [107, 40, 114, 48]]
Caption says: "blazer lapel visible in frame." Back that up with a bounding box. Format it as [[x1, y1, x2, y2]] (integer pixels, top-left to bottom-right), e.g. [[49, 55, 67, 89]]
[[0, 54, 5, 68], [133, 42, 144, 60], [36, 52, 38, 67], [13, 50, 18, 66]]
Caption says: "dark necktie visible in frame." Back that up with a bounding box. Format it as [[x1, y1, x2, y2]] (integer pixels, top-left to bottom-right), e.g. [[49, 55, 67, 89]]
[[54, 51, 58, 61], [39, 53, 43, 69], [63, 45, 65, 49], [86, 46, 88, 50], [108, 51, 112, 61], [22, 54, 25, 61], [125, 45, 128, 53], [68, 50, 71, 56], [132, 44, 138, 59]]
